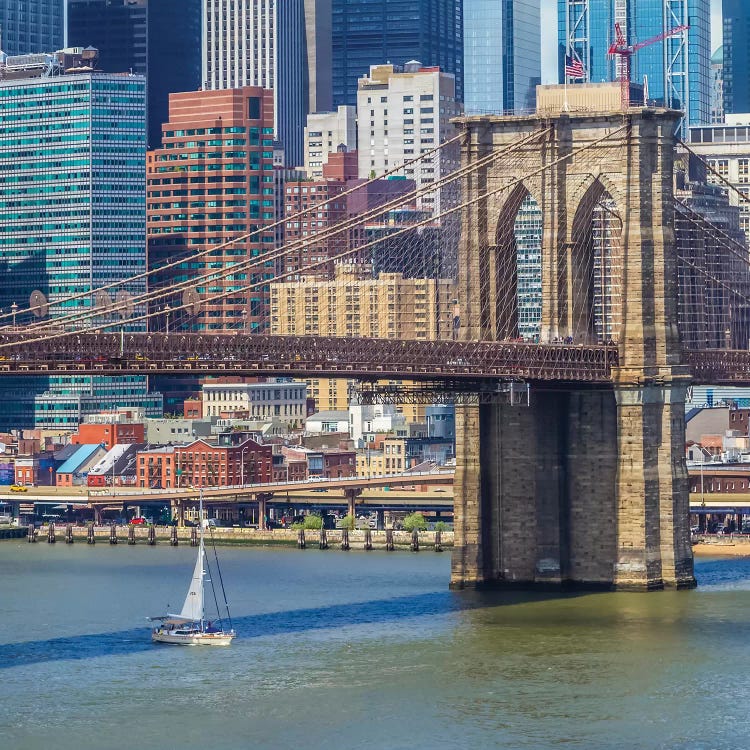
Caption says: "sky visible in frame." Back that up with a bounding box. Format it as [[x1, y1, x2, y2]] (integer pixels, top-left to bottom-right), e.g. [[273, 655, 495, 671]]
[[540, 0, 723, 84]]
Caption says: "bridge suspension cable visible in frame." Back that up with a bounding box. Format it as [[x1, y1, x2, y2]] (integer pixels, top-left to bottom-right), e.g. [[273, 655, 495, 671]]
[[13, 128, 552, 335], [0, 125, 632, 351], [0, 132, 467, 328]]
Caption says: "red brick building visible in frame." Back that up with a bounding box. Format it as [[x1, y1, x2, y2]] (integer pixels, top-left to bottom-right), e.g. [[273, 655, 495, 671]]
[[136, 437, 272, 489], [147, 87, 276, 332], [72, 421, 145, 451], [283, 177, 349, 278], [183, 398, 203, 419], [689, 468, 750, 494]]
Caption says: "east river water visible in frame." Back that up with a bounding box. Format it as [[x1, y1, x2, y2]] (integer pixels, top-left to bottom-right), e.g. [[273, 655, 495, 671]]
[[2, 543, 750, 750]]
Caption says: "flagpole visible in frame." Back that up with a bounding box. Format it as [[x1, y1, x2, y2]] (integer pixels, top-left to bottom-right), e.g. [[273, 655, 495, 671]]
[[563, 5, 570, 112]]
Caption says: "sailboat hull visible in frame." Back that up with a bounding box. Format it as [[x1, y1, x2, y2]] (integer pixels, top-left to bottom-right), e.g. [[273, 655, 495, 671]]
[[150, 491, 235, 647], [152, 629, 235, 646]]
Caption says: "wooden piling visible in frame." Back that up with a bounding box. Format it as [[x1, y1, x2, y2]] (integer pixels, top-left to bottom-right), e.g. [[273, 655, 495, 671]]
[[170, 525, 178, 546], [128, 525, 136, 545], [27, 523, 35, 543], [47, 523, 56, 544], [411, 528, 419, 552], [109, 524, 117, 545], [190, 526, 198, 547], [434, 530, 442, 552], [66, 524, 74, 544], [87, 522, 95, 544], [385, 528, 394, 551], [297, 529, 306, 549], [319, 528, 328, 550], [364, 528, 373, 550], [148, 524, 156, 545], [341, 529, 350, 551]]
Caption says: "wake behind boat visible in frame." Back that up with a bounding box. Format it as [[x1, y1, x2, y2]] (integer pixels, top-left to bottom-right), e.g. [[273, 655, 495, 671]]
[[150, 490, 235, 646]]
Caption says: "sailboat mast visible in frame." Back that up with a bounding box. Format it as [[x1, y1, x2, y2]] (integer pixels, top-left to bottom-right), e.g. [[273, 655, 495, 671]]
[[199, 488, 205, 629]]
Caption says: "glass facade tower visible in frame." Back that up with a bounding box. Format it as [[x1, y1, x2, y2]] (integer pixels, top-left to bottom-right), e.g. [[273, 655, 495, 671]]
[[67, 0, 203, 149], [464, 0, 540, 114], [332, 0, 464, 107], [0, 0, 65, 56], [723, 0, 750, 116], [513, 194, 542, 339], [0, 69, 162, 428], [202, 0, 322, 168], [558, 0, 710, 128]]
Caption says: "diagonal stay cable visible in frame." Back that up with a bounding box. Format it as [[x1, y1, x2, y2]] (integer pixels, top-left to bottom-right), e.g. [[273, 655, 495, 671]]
[[21, 128, 551, 333], [0, 132, 466, 327], [0, 124, 629, 350]]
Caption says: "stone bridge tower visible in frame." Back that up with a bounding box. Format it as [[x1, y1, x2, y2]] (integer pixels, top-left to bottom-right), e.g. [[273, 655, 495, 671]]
[[451, 101, 695, 591]]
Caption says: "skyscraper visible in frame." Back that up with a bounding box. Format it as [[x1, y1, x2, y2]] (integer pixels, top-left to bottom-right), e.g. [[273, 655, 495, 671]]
[[332, 0, 464, 107], [147, 87, 277, 333], [710, 45, 724, 123], [67, 0, 202, 149], [0, 0, 65, 56], [356, 62, 461, 214], [0, 50, 162, 428], [463, 0, 541, 114], [202, 0, 331, 167], [558, 0, 711, 127], [723, 0, 750, 116]]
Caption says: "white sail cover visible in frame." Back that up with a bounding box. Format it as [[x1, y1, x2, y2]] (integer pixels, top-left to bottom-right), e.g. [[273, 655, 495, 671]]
[[179, 545, 204, 622]]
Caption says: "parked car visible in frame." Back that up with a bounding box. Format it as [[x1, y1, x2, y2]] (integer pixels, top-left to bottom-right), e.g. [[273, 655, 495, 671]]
[[130, 517, 148, 525], [9, 485, 28, 492]]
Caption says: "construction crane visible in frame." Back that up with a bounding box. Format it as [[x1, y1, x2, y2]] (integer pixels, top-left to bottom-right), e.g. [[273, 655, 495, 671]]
[[607, 22, 689, 110]]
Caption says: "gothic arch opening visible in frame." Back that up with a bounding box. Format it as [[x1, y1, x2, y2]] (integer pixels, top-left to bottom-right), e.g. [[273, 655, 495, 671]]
[[493, 184, 542, 341], [568, 181, 623, 343]]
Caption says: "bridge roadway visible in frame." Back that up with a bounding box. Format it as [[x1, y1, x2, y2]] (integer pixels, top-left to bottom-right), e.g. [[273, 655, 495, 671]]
[[0, 331, 746, 385], [0, 471, 454, 508], [2, 470, 730, 518], [0, 331, 617, 382]]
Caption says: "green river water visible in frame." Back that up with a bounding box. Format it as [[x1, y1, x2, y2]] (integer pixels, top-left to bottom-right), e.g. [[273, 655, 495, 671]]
[[1, 542, 749, 749]]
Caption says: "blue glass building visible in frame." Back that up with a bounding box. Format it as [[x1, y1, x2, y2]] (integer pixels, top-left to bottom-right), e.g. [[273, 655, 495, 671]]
[[0, 0, 65, 56], [464, 0, 540, 114], [67, 0, 203, 149], [0, 63, 162, 428], [558, 0, 711, 128], [723, 0, 750, 116], [332, 0, 464, 107]]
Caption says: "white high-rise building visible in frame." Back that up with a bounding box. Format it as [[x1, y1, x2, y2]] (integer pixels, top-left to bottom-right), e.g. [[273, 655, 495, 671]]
[[202, 0, 331, 167], [356, 62, 461, 213], [203, 0, 275, 90], [463, 0, 541, 114], [304, 105, 357, 178]]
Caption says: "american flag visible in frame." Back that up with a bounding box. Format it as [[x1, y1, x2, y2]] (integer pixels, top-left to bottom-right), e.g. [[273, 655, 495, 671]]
[[565, 55, 585, 79]]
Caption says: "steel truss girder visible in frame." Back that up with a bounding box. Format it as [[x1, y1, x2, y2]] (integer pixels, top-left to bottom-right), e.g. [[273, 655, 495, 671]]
[[687, 350, 750, 386], [354, 381, 531, 406], [0, 332, 619, 382]]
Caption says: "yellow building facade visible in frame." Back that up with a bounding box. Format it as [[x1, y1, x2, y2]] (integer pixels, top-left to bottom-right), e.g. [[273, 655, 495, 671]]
[[271, 264, 455, 416]]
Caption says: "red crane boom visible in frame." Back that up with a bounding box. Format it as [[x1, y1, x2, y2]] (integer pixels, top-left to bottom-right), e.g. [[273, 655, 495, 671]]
[[607, 22, 689, 110]]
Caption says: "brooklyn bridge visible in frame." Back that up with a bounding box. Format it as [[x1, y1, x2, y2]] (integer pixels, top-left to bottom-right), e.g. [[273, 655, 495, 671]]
[[4, 97, 750, 591]]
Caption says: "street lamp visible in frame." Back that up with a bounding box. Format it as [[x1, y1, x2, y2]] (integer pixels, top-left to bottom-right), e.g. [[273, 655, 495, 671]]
[[164, 304, 171, 334], [11, 301, 17, 329]]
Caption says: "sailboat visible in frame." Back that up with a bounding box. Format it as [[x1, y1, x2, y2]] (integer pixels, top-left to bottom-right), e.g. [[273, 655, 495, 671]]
[[150, 490, 235, 646]]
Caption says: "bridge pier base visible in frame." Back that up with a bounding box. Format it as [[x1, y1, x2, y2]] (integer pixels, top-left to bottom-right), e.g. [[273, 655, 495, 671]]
[[612, 382, 695, 591], [450, 384, 695, 591]]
